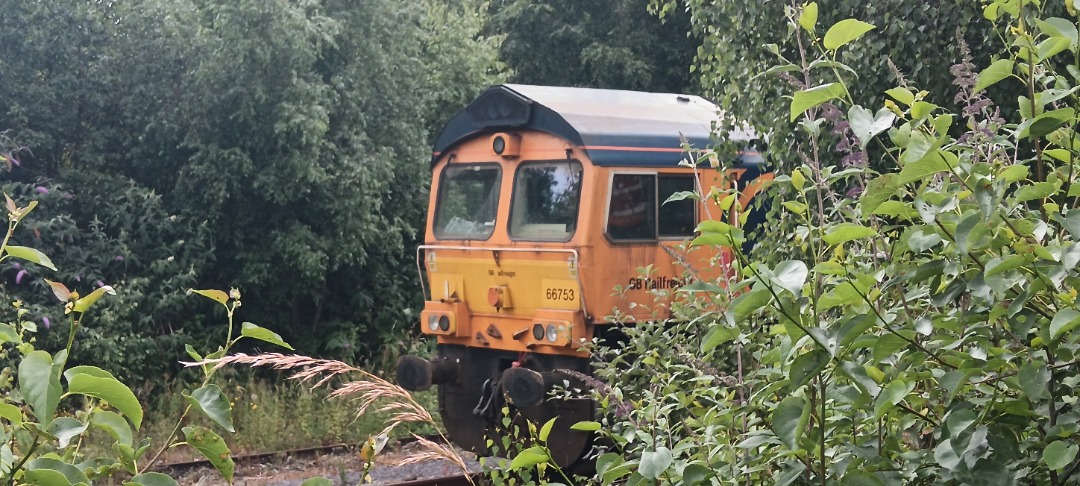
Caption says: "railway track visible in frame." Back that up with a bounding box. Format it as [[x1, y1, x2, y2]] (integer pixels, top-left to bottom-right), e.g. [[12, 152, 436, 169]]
[[388, 473, 478, 486], [154, 438, 483, 485]]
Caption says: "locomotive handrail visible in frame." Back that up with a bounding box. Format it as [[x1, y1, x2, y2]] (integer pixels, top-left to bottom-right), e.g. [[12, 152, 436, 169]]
[[415, 244, 588, 317]]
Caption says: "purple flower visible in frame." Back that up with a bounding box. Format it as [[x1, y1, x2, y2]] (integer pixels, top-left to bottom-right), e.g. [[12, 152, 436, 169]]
[[33, 186, 48, 195], [15, 270, 27, 284], [11, 262, 20, 270], [94, 280, 106, 288], [114, 255, 125, 262], [42, 317, 50, 329], [75, 275, 82, 282]]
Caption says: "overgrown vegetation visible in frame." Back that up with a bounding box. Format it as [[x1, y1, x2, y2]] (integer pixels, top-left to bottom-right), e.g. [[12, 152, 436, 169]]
[[0, 187, 295, 484], [504, 0, 1080, 484], [0, 0, 506, 378]]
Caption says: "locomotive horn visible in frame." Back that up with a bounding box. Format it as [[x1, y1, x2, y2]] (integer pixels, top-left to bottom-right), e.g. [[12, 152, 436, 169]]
[[396, 355, 458, 391], [500, 367, 556, 408]]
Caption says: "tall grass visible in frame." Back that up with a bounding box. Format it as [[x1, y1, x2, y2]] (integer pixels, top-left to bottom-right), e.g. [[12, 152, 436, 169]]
[[82, 369, 440, 464], [196, 353, 471, 479]]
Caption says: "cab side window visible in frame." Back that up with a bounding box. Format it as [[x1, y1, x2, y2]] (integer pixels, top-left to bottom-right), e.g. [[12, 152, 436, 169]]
[[607, 173, 696, 241], [607, 174, 655, 239], [658, 175, 695, 237]]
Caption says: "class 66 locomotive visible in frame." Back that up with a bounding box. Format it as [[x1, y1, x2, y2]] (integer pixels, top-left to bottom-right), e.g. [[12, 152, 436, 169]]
[[396, 84, 771, 467]]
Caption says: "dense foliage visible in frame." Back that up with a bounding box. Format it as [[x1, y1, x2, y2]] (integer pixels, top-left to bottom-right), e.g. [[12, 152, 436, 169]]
[[0, 179, 293, 484], [0, 0, 504, 380], [544, 0, 1080, 484], [484, 0, 698, 92]]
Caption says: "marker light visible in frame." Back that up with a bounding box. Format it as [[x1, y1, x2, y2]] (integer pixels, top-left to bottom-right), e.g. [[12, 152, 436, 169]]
[[532, 323, 545, 341], [427, 315, 440, 331], [546, 324, 559, 343], [439, 315, 451, 332]]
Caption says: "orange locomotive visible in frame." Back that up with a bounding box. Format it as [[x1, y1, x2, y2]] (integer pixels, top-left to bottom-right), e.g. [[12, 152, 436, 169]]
[[395, 84, 771, 466]]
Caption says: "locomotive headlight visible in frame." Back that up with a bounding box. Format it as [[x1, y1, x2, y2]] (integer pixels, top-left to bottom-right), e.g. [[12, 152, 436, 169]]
[[427, 314, 440, 331], [492, 135, 506, 155], [438, 315, 451, 332], [546, 324, 559, 342]]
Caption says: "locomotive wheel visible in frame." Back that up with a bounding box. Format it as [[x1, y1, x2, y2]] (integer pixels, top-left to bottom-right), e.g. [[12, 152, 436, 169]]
[[433, 345, 595, 469]]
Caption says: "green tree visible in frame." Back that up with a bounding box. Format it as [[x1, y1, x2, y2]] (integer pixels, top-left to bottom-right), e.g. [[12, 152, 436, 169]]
[[486, 0, 697, 92], [578, 1, 1080, 484], [0, 0, 504, 370]]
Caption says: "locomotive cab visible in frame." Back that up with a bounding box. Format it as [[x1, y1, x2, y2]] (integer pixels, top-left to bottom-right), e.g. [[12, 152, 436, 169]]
[[395, 84, 771, 466]]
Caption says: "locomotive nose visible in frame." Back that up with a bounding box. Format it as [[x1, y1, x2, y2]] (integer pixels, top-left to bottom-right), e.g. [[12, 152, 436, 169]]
[[395, 355, 458, 391]]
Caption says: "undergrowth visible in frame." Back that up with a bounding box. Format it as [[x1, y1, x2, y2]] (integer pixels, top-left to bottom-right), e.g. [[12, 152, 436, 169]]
[[81, 372, 441, 464]]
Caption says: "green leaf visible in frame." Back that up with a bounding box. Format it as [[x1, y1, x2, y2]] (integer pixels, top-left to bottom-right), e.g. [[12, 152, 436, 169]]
[[860, 173, 900, 215], [0, 402, 22, 425], [1019, 361, 1051, 401], [182, 426, 235, 482], [22, 468, 74, 486], [65, 367, 143, 429], [125, 472, 179, 486], [26, 457, 90, 486], [681, 464, 712, 485], [240, 322, 294, 350], [1038, 17, 1079, 50], [899, 151, 952, 185], [790, 83, 847, 121], [985, 255, 1029, 277], [729, 287, 772, 323], [1017, 108, 1076, 139], [71, 285, 115, 313], [772, 260, 808, 296], [638, 447, 673, 480], [772, 396, 809, 450], [663, 191, 698, 204], [538, 417, 556, 443], [839, 360, 881, 397], [1044, 440, 1079, 471], [188, 289, 229, 305], [1051, 308, 1080, 340], [822, 19, 876, 50], [0, 322, 18, 344], [900, 131, 937, 165], [6, 245, 57, 271], [974, 59, 1015, 92], [885, 87, 915, 106], [848, 105, 896, 150], [782, 201, 808, 214], [798, 2, 818, 32], [47, 417, 87, 449], [91, 410, 134, 447], [791, 167, 807, 191], [874, 379, 910, 419], [19, 350, 62, 428], [509, 446, 549, 469], [596, 453, 628, 483], [842, 470, 886, 486], [822, 223, 877, 246], [873, 333, 908, 361], [570, 421, 601, 432], [789, 349, 830, 390], [701, 324, 739, 353], [185, 385, 235, 433]]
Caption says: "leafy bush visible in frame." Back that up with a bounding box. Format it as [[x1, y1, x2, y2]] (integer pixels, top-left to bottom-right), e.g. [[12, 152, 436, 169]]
[[0, 183, 293, 484], [571, 1, 1080, 484], [0, 172, 212, 386]]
